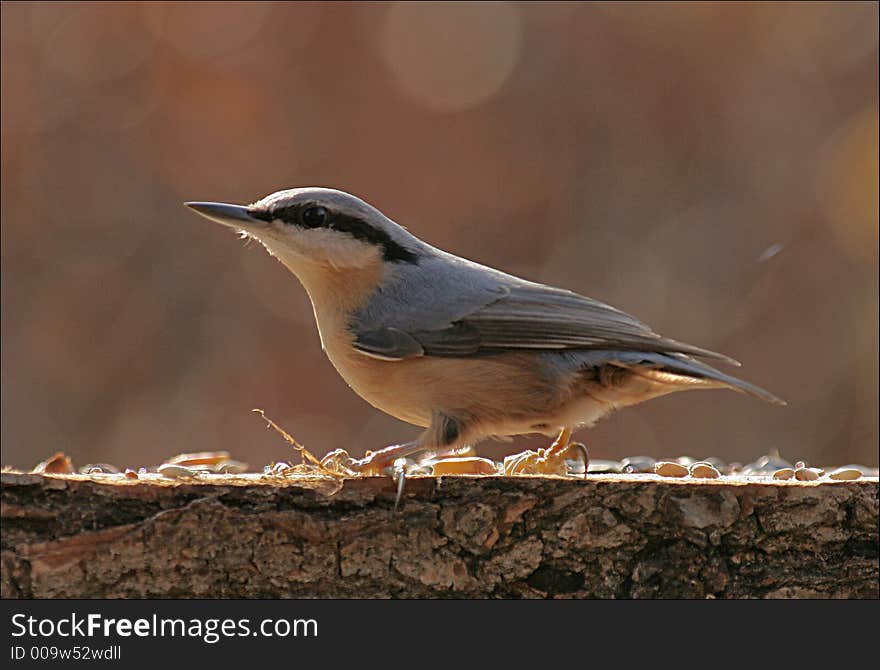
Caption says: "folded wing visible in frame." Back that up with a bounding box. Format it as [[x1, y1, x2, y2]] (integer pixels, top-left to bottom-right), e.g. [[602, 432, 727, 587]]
[[353, 265, 738, 366]]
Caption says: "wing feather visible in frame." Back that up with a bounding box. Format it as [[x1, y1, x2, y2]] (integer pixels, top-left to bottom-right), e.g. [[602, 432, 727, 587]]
[[350, 253, 738, 365], [409, 284, 739, 364]]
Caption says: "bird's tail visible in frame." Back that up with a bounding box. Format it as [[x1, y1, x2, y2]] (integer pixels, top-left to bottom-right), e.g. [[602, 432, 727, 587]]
[[609, 351, 786, 406]]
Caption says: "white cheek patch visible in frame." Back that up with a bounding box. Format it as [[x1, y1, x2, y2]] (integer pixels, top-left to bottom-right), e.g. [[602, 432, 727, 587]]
[[252, 225, 381, 270], [294, 227, 381, 269]]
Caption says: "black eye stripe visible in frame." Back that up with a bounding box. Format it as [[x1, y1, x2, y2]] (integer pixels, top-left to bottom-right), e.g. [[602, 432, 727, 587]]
[[249, 206, 288, 223], [328, 212, 421, 264], [251, 204, 420, 264]]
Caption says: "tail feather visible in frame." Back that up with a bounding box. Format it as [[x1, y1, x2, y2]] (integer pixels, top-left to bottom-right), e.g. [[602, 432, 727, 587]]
[[612, 351, 786, 406]]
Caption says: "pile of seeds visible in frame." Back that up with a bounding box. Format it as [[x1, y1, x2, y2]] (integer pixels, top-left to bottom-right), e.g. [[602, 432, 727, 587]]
[[15, 448, 876, 483], [590, 452, 874, 481], [8, 410, 874, 483], [23, 450, 249, 481]]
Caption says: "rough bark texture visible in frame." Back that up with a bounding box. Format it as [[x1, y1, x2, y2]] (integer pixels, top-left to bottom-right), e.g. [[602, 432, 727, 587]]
[[1, 472, 877, 599]]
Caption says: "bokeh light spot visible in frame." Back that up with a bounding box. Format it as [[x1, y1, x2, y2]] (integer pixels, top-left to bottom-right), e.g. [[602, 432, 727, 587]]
[[381, 1, 522, 113], [144, 1, 274, 60]]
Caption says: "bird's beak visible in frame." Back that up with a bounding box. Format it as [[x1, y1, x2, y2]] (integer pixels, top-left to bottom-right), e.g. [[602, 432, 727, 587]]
[[184, 201, 264, 231]]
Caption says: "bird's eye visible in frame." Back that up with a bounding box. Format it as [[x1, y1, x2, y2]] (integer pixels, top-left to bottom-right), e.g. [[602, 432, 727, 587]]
[[301, 205, 328, 228]]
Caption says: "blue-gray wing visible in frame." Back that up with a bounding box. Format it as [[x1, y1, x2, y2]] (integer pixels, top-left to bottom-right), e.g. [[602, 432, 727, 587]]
[[351, 252, 738, 365]]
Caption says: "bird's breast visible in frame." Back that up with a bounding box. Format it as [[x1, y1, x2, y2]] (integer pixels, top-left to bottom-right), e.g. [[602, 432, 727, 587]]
[[318, 327, 435, 427], [318, 335, 589, 435]]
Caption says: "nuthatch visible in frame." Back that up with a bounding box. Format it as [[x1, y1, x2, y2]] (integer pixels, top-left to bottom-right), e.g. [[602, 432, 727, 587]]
[[186, 188, 784, 476]]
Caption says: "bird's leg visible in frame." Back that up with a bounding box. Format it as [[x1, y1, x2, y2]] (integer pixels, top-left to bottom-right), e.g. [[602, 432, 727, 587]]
[[547, 427, 573, 457], [503, 427, 589, 476]]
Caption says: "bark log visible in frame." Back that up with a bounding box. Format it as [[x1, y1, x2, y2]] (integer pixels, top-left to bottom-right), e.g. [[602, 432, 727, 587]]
[[2, 472, 877, 598]]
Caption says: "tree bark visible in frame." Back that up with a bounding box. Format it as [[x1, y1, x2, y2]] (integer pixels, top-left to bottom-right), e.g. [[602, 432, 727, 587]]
[[2, 472, 877, 598]]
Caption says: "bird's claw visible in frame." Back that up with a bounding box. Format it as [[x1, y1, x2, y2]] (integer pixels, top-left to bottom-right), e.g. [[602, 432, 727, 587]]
[[318, 449, 363, 476], [503, 441, 589, 477], [392, 458, 408, 511], [320, 449, 420, 509], [318, 448, 397, 477]]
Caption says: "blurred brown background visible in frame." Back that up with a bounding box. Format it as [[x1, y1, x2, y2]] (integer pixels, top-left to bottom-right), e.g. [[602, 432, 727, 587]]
[[2, 2, 877, 471]]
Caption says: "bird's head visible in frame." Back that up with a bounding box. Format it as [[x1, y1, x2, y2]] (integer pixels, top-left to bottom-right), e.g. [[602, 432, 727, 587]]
[[186, 187, 423, 273]]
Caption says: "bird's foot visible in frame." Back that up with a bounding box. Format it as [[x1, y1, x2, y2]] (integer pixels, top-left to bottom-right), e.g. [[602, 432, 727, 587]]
[[503, 442, 589, 476], [318, 449, 364, 476], [319, 448, 419, 510], [319, 446, 413, 477], [391, 451, 499, 507], [503, 428, 589, 477], [321, 445, 500, 509]]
